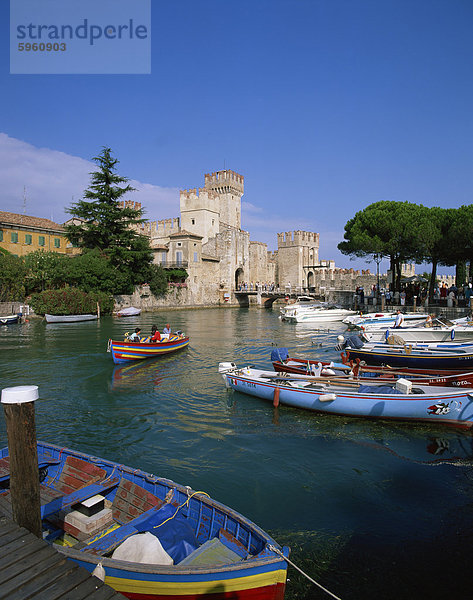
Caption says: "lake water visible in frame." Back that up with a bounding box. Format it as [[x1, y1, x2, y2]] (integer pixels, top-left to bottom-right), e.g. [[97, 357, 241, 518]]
[[1, 307, 473, 599]]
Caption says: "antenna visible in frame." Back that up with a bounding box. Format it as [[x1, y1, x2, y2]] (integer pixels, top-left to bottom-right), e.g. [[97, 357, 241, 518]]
[[23, 186, 26, 214]]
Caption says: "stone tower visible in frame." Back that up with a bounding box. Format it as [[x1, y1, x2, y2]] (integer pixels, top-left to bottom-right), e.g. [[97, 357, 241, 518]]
[[204, 170, 243, 229], [180, 170, 244, 244], [277, 231, 320, 290]]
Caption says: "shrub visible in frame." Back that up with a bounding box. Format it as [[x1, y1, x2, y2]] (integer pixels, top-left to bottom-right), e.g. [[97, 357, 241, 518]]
[[29, 287, 114, 315]]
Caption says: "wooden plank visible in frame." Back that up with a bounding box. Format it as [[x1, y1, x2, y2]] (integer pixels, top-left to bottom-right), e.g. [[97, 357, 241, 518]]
[[32, 564, 92, 599], [0, 508, 124, 599]]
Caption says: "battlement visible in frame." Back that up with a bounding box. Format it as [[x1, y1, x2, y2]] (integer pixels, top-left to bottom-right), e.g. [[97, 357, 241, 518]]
[[277, 230, 320, 248], [149, 217, 180, 238], [119, 200, 142, 211], [204, 170, 244, 195]]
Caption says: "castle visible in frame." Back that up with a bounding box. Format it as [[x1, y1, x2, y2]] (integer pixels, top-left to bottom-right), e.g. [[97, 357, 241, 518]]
[[130, 169, 386, 306]]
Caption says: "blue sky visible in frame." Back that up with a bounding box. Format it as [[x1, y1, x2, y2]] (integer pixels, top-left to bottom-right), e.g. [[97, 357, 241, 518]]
[[1, 0, 472, 274]]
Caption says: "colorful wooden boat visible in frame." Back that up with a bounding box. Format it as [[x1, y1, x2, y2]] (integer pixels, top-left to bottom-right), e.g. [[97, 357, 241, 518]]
[[336, 335, 473, 370], [271, 350, 473, 388], [45, 314, 98, 323], [219, 364, 473, 428], [0, 441, 289, 600], [108, 334, 190, 364]]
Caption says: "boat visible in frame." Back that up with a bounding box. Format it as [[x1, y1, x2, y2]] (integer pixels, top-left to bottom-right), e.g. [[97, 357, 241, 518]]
[[343, 311, 429, 329], [270, 348, 473, 388], [279, 296, 318, 319], [336, 334, 473, 370], [45, 314, 98, 323], [281, 302, 357, 323], [218, 364, 473, 428], [0, 314, 20, 325], [115, 306, 141, 317], [0, 440, 289, 599], [108, 333, 190, 364], [362, 316, 473, 344]]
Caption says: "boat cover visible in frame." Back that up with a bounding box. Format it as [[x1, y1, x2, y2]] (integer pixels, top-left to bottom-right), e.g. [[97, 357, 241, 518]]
[[271, 348, 289, 362], [134, 502, 199, 563]]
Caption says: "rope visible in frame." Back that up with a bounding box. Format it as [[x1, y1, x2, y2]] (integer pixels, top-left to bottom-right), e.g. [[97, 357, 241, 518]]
[[152, 490, 210, 530], [268, 544, 342, 600]]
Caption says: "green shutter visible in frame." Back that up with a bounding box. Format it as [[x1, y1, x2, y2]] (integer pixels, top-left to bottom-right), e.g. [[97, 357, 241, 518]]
[[25, 234, 32, 245], [39, 236, 45, 246], [54, 238, 60, 248]]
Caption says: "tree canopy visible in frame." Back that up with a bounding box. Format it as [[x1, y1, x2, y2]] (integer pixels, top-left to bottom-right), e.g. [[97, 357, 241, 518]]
[[65, 147, 153, 290], [338, 201, 472, 294]]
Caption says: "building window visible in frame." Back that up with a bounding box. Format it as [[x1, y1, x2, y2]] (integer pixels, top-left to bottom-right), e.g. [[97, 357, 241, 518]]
[[191, 219, 195, 225], [11, 232, 18, 243], [25, 234, 32, 245], [161, 252, 166, 263], [194, 252, 198, 262], [0, 230, 3, 242], [177, 242, 182, 247], [212, 219, 215, 226], [38, 236, 45, 246], [54, 238, 60, 248], [176, 251, 183, 265]]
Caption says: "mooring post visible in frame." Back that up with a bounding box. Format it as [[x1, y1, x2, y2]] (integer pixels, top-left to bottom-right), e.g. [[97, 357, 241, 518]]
[[1, 385, 42, 537]]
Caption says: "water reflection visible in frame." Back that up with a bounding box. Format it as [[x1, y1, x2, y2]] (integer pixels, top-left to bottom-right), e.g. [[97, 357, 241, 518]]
[[111, 360, 163, 390]]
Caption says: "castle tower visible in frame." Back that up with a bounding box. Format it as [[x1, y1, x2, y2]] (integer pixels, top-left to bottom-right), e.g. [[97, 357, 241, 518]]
[[277, 231, 320, 290], [204, 170, 244, 230], [180, 170, 244, 244]]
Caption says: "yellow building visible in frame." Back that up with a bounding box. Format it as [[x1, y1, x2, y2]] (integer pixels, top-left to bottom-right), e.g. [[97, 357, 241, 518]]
[[0, 211, 75, 256]]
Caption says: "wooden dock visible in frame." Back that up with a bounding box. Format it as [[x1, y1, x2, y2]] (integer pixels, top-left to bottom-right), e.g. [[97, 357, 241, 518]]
[[0, 509, 125, 599]]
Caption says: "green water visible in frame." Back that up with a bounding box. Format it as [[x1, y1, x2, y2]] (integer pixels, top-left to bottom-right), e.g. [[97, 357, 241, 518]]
[[1, 308, 473, 599]]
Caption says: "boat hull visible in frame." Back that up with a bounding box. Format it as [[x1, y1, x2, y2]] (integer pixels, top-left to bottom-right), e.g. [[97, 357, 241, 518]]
[[0, 441, 288, 600], [109, 336, 190, 364], [224, 368, 473, 428], [272, 357, 473, 388], [345, 347, 473, 370], [45, 314, 98, 323], [365, 327, 473, 344], [0, 314, 19, 325]]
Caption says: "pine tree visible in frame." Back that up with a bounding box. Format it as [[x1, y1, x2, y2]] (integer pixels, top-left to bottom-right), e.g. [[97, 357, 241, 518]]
[[65, 147, 153, 289]]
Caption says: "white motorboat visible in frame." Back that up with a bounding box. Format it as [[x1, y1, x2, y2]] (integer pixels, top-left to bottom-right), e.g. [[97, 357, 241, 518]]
[[363, 316, 473, 344], [280, 296, 318, 320], [282, 303, 357, 323], [344, 311, 429, 330]]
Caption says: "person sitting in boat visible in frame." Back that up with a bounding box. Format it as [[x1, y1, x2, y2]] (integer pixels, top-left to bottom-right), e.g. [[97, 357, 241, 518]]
[[150, 324, 161, 343], [393, 310, 404, 328], [162, 323, 171, 339], [129, 327, 142, 342], [423, 314, 434, 327]]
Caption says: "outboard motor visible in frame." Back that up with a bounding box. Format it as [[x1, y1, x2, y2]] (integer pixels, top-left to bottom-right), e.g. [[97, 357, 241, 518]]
[[218, 362, 238, 387]]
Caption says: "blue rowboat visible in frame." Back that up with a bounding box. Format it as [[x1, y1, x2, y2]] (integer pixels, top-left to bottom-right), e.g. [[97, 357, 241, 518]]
[[108, 334, 190, 364], [0, 314, 20, 325], [219, 364, 473, 429], [0, 441, 289, 600]]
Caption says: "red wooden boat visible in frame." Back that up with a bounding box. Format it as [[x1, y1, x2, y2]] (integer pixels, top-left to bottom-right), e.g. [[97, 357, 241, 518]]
[[271, 351, 473, 388]]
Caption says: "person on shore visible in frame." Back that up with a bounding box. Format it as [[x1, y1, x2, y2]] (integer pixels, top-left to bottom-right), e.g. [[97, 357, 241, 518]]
[[150, 324, 161, 343], [129, 327, 142, 342], [393, 310, 404, 328]]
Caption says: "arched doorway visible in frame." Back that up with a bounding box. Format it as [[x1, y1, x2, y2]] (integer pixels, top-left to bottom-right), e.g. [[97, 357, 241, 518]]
[[307, 271, 314, 292], [235, 268, 244, 290]]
